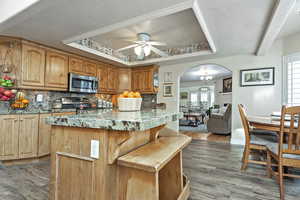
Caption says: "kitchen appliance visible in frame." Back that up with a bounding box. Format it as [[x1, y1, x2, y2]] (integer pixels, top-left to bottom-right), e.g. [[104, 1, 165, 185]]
[[97, 99, 113, 109], [61, 97, 92, 109], [69, 73, 98, 93]]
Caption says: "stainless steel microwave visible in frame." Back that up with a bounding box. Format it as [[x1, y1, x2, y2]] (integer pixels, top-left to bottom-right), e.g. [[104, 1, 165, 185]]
[[69, 73, 98, 93]]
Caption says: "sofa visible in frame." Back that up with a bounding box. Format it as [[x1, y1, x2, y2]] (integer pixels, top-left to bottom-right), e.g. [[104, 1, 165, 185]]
[[207, 104, 231, 135]]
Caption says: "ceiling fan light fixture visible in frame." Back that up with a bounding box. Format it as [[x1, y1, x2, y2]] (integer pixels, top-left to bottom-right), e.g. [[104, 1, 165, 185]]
[[134, 46, 143, 56], [144, 45, 151, 56]]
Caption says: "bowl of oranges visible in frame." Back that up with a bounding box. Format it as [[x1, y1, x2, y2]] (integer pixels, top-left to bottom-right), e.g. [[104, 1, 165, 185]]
[[118, 91, 142, 112]]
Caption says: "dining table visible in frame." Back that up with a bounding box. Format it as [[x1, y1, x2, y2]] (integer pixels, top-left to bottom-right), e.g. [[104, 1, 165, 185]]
[[248, 114, 292, 133]]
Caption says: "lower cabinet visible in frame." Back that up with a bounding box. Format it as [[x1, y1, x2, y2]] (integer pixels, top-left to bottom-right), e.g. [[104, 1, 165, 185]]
[[0, 115, 19, 160], [0, 112, 76, 161], [19, 114, 39, 159], [38, 114, 52, 157]]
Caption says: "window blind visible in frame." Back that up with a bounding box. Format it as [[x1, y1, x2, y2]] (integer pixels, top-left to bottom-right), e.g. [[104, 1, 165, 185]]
[[286, 54, 300, 106]]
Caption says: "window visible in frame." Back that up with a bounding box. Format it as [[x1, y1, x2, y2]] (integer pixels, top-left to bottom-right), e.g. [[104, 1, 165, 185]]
[[285, 54, 300, 106], [200, 87, 209, 102], [190, 92, 198, 106]]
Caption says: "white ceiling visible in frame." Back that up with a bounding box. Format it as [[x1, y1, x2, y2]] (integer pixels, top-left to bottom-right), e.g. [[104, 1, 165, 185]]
[[278, 0, 300, 38], [0, 0, 287, 66], [91, 9, 207, 53], [180, 64, 231, 82]]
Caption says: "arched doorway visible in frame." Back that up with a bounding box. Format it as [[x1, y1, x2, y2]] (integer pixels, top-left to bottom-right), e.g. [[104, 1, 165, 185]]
[[178, 64, 232, 142]]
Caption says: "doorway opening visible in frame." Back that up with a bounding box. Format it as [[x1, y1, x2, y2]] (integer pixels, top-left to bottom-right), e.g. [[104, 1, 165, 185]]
[[179, 64, 232, 143]]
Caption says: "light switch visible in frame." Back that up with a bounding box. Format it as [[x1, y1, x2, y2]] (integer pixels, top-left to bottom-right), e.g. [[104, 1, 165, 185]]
[[36, 94, 44, 102], [90, 140, 100, 159]]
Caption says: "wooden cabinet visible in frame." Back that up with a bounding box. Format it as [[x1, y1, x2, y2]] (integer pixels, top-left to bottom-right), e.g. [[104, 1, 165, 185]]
[[97, 63, 108, 92], [97, 64, 119, 94], [0, 115, 19, 160], [45, 51, 69, 90], [69, 57, 97, 76], [84, 61, 97, 76], [19, 114, 39, 159], [21, 42, 46, 87], [38, 114, 52, 157], [132, 65, 158, 93], [107, 66, 119, 92], [69, 56, 84, 74], [0, 114, 39, 160], [118, 68, 131, 92]]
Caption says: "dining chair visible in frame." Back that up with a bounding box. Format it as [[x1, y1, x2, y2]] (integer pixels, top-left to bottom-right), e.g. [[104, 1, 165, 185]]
[[238, 104, 277, 170], [266, 105, 300, 200]]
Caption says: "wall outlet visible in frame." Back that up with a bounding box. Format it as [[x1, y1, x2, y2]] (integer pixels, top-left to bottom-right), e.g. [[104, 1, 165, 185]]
[[90, 140, 100, 159]]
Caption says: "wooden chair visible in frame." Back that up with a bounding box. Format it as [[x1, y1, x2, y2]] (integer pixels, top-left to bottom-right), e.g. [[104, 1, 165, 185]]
[[266, 105, 300, 200], [238, 104, 277, 170]]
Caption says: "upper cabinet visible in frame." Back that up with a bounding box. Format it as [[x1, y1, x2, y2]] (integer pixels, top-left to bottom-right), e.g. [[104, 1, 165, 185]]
[[107, 66, 119, 92], [83, 61, 97, 76], [97, 63, 108, 92], [45, 50, 69, 90], [118, 68, 131, 93], [132, 65, 159, 94], [69, 56, 97, 76], [21, 42, 46, 87], [2, 37, 160, 94], [69, 56, 84, 74]]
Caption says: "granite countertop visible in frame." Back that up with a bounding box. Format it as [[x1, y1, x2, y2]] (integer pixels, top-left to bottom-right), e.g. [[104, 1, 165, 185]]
[[0, 108, 77, 115], [46, 109, 183, 131]]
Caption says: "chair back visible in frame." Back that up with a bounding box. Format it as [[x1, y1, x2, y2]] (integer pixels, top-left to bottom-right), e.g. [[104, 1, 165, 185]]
[[238, 104, 251, 144], [279, 106, 300, 156]]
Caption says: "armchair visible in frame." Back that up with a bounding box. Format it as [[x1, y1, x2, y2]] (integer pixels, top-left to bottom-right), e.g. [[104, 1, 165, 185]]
[[207, 104, 231, 135]]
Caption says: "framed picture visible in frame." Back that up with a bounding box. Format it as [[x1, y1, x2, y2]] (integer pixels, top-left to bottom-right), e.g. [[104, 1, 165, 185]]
[[223, 77, 232, 93], [180, 92, 188, 99], [163, 83, 173, 97], [164, 72, 173, 83], [240, 67, 274, 87]]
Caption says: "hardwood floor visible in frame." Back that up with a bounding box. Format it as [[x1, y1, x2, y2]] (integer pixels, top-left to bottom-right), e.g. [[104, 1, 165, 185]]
[[0, 140, 299, 200]]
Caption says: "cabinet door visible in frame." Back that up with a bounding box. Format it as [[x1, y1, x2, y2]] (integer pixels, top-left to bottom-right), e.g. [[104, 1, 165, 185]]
[[21, 43, 46, 87], [19, 114, 39, 159], [38, 114, 52, 157], [84, 61, 97, 76], [113, 68, 119, 91], [97, 65, 108, 92], [45, 51, 69, 89], [69, 57, 84, 74], [118, 68, 131, 92], [144, 70, 153, 92], [131, 71, 140, 91], [107, 67, 118, 92], [0, 115, 19, 160]]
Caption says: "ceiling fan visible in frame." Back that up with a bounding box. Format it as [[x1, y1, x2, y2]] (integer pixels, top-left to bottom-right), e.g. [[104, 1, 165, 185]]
[[116, 33, 168, 59]]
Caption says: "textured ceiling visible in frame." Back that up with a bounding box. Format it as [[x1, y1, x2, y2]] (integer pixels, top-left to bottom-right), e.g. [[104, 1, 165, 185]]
[[0, 0, 277, 65], [90, 9, 207, 54], [180, 64, 232, 82], [278, 0, 300, 38]]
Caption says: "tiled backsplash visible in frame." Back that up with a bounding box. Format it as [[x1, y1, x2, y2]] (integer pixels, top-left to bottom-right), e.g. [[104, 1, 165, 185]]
[[0, 90, 157, 113], [0, 90, 96, 113]]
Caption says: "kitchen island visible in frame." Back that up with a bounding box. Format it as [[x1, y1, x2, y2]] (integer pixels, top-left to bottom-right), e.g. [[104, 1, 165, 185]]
[[47, 109, 191, 200]]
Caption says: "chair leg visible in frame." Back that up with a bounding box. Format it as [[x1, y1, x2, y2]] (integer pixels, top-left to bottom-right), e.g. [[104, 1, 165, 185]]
[[278, 163, 285, 200], [241, 146, 250, 171], [266, 151, 272, 178]]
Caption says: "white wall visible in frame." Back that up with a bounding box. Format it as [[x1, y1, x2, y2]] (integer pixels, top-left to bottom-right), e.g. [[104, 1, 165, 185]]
[[214, 76, 232, 106], [283, 33, 300, 56], [158, 39, 283, 144]]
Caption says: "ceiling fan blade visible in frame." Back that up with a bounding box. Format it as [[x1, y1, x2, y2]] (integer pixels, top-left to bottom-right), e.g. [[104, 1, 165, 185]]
[[150, 46, 168, 57], [116, 44, 139, 52], [147, 41, 166, 46]]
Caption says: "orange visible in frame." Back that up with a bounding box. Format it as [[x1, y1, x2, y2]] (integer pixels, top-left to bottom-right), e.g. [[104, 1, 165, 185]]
[[128, 92, 135, 98], [134, 92, 141, 98], [22, 99, 29, 104]]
